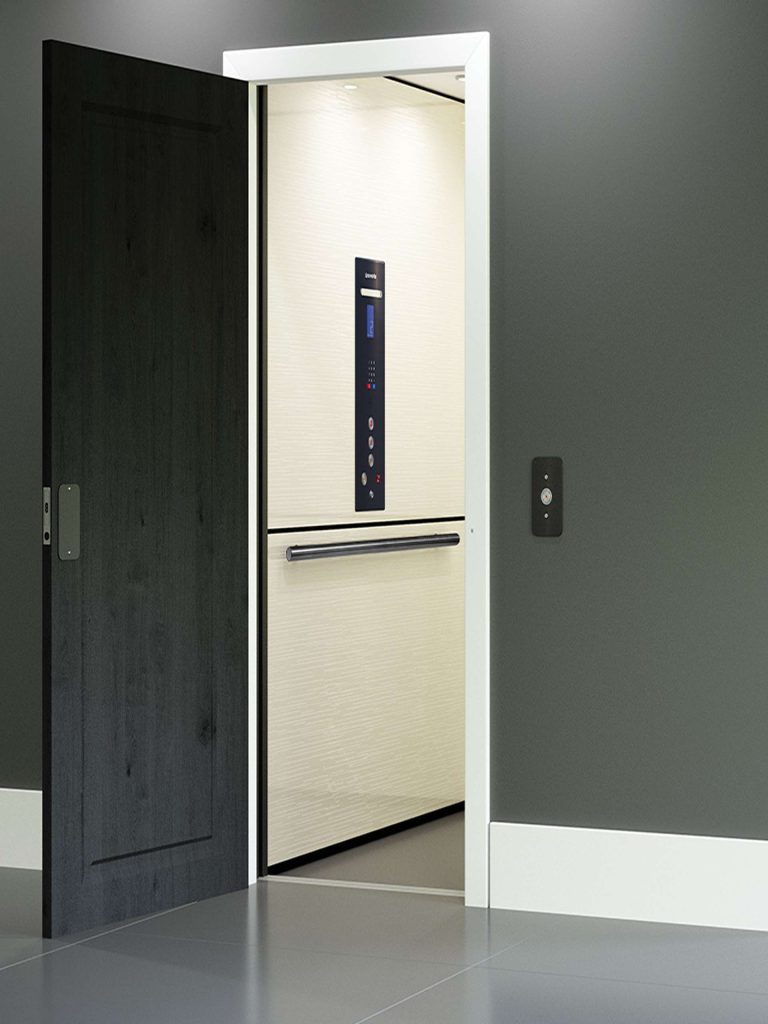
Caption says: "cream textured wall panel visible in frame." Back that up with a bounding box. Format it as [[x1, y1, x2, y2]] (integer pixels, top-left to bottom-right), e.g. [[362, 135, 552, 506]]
[[267, 522, 465, 865], [267, 77, 465, 528], [0, 788, 41, 869]]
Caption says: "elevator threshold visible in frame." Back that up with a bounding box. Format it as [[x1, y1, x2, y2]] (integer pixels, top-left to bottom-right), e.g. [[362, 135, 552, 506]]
[[268, 805, 464, 893], [265, 876, 464, 899]]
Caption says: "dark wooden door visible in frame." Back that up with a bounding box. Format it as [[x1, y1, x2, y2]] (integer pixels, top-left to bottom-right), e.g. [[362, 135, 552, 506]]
[[43, 41, 248, 938]]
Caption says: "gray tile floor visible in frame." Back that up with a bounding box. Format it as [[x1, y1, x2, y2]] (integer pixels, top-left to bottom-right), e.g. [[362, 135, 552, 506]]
[[282, 811, 464, 890], [3, 867, 768, 1022]]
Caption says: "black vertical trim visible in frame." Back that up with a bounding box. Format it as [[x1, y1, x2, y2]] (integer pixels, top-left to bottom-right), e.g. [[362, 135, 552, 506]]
[[41, 41, 53, 937], [257, 84, 269, 878]]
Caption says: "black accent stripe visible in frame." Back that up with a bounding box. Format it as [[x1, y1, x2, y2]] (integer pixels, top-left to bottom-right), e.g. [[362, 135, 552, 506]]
[[269, 515, 465, 536], [268, 802, 464, 876], [385, 75, 465, 105]]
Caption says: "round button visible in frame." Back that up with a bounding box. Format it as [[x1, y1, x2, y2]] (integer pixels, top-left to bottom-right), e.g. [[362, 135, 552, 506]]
[[361, 472, 367, 486], [368, 436, 374, 450], [368, 454, 374, 467], [368, 417, 374, 430], [540, 487, 553, 506], [369, 490, 374, 499]]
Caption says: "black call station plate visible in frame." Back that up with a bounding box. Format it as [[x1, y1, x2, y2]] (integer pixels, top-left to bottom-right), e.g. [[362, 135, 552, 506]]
[[355, 258, 385, 511], [532, 457, 562, 536]]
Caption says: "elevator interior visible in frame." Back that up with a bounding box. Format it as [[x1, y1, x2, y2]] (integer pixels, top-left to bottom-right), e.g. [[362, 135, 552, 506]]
[[264, 73, 466, 890]]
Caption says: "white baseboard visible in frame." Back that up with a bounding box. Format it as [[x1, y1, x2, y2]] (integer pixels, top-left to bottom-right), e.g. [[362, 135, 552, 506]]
[[490, 820, 768, 932], [0, 788, 42, 870]]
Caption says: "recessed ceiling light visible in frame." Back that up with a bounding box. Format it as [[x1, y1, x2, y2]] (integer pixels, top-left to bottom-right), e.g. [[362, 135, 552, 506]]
[[455, 73, 466, 82], [343, 83, 358, 91]]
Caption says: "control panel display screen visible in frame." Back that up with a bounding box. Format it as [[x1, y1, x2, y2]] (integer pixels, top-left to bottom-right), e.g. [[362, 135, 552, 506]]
[[366, 304, 375, 339]]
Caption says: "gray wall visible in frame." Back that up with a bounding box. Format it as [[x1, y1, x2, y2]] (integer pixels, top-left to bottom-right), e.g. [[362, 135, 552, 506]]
[[2, 2, 768, 840]]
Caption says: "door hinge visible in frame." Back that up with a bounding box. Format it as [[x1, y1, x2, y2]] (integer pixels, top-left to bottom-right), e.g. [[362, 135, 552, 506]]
[[43, 486, 51, 546]]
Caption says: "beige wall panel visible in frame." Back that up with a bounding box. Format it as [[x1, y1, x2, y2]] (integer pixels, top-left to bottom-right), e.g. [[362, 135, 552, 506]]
[[267, 522, 465, 865], [267, 78, 465, 528]]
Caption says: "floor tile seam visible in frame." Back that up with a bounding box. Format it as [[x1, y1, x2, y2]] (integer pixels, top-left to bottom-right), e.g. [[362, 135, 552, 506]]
[[478, 962, 768, 1000], [90, 926, 517, 970], [0, 903, 196, 976], [349, 938, 530, 1024]]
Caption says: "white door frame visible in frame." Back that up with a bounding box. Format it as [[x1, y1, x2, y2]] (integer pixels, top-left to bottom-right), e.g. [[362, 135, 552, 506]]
[[224, 32, 491, 908]]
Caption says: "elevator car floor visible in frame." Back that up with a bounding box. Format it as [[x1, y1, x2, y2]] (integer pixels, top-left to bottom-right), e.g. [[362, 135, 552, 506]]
[[3, 867, 768, 1022], [279, 810, 464, 891]]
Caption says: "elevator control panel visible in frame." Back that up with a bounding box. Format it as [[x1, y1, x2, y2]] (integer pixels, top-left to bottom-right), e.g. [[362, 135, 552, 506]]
[[532, 457, 563, 536], [355, 258, 385, 510]]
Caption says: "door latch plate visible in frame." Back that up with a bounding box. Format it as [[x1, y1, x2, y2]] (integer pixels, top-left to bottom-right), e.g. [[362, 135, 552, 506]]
[[43, 487, 51, 546]]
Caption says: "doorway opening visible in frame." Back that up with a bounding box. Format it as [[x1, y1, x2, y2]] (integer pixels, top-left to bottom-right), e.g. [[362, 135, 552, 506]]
[[224, 32, 490, 907], [263, 72, 465, 894]]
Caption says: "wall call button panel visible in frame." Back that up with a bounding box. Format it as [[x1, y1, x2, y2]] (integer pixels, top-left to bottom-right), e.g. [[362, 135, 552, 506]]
[[355, 258, 385, 510], [532, 456, 563, 536]]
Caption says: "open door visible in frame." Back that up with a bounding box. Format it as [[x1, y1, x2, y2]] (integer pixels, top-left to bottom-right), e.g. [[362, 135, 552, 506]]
[[42, 41, 248, 937]]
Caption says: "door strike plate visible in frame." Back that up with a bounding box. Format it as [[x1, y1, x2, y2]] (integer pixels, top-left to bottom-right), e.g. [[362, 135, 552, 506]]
[[43, 487, 51, 546]]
